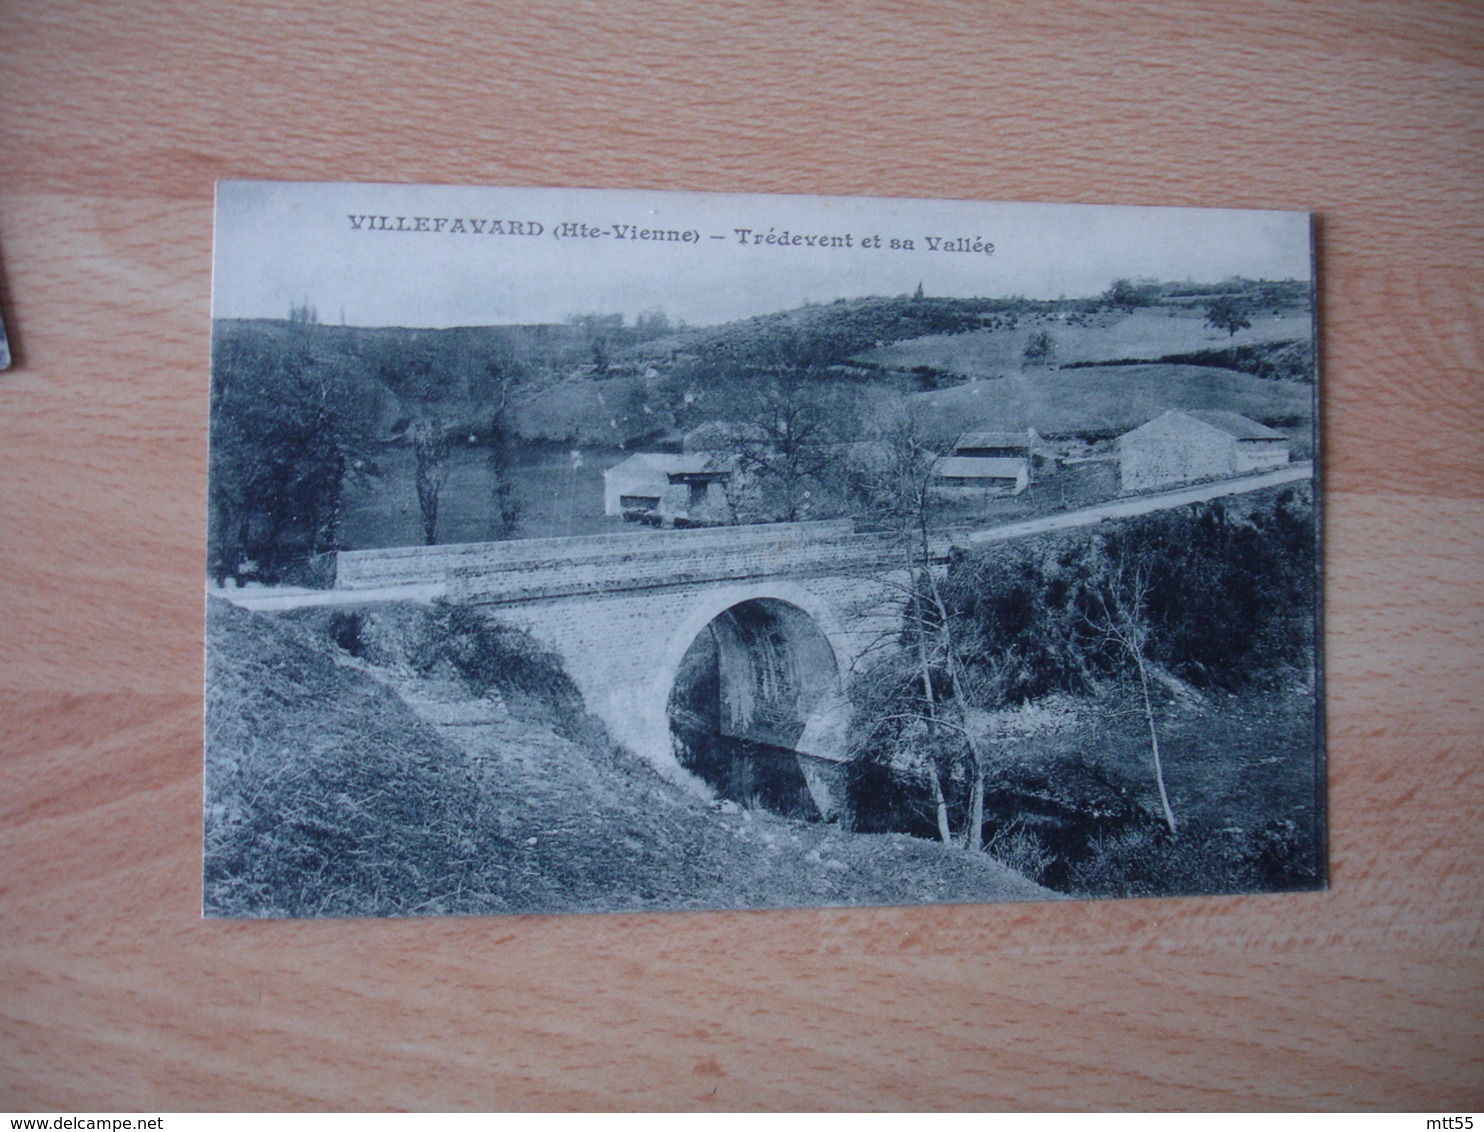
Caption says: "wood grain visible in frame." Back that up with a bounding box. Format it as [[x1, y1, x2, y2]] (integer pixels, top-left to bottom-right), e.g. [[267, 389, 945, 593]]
[[1, 0, 1480, 1111]]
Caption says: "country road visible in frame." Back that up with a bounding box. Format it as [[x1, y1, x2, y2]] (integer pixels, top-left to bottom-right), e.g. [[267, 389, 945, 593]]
[[958, 462, 1313, 548], [214, 462, 1313, 612]]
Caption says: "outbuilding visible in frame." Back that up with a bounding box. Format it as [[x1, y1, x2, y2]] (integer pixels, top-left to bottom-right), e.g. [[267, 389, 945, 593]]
[[1117, 409, 1290, 492], [953, 428, 1040, 459], [602, 452, 734, 526], [931, 455, 1030, 497]]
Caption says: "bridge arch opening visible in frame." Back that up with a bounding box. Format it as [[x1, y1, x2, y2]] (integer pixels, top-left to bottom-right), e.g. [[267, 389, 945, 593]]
[[666, 597, 849, 821]]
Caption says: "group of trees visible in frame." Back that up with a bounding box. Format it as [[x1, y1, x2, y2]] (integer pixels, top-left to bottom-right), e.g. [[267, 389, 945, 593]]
[[1094, 275, 1311, 342], [1102, 277, 1162, 310], [848, 477, 1315, 850], [843, 411, 991, 845], [568, 308, 679, 371], [209, 315, 530, 583], [380, 333, 526, 547], [1103, 275, 1306, 326], [691, 328, 871, 523], [208, 316, 377, 584]]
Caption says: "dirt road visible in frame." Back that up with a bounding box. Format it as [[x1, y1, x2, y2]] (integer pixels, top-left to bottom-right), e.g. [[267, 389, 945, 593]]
[[960, 462, 1313, 548]]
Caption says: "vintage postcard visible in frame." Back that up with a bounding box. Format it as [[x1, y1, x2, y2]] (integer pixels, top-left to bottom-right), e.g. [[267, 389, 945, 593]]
[[205, 181, 1323, 918]]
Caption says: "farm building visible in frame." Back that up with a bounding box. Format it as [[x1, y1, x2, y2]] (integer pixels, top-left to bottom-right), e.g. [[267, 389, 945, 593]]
[[932, 455, 1030, 497], [931, 428, 1037, 497], [954, 428, 1040, 459], [1117, 409, 1290, 492], [602, 452, 734, 526]]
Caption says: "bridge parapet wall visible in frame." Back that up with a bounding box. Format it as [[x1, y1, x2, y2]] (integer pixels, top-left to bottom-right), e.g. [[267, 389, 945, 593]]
[[337, 520, 944, 603], [448, 532, 918, 602], [336, 520, 854, 590]]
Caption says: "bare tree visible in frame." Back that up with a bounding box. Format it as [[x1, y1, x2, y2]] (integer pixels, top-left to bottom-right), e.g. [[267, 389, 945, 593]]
[[1086, 555, 1178, 835], [469, 350, 523, 540], [409, 417, 451, 546], [734, 376, 842, 522], [846, 407, 1008, 851], [707, 328, 857, 523]]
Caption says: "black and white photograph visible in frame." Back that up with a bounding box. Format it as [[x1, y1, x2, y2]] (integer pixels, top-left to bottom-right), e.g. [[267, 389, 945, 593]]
[[205, 181, 1323, 919]]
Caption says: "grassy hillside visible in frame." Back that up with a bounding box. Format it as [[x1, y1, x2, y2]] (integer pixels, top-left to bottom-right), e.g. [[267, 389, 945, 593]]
[[204, 598, 1052, 918], [911, 363, 1315, 443], [858, 307, 1311, 378], [209, 282, 1315, 575], [205, 598, 494, 917]]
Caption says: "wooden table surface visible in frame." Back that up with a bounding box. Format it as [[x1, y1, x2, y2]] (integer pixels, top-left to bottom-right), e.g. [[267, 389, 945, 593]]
[[2, 0, 1480, 1112]]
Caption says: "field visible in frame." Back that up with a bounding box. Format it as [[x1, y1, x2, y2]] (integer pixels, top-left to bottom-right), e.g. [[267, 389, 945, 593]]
[[912, 363, 1315, 446], [339, 442, 632, 549], [859, 307, 1311, 377]]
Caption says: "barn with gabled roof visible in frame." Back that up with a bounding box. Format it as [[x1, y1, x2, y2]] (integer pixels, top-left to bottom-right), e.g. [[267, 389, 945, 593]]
[[602, 452, 735, 526], [932, 455, 1030, 497], [1117, 409, 1290, 492]]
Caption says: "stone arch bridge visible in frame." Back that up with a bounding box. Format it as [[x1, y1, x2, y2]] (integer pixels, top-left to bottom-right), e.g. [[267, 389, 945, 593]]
[[244, 464, 1307, 820], [334, 520, 932, 819]]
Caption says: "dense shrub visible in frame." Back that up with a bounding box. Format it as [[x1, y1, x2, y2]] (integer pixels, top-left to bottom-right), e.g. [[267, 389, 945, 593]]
[[946, 487, 1316, 698], [408, 603, 581, 704], [1067, 817, 1321, 898], [288, 602, 597, 746], [328, 608, 365, 656], [984, 824, 1056, 885], [848, 487, 1320, 895]]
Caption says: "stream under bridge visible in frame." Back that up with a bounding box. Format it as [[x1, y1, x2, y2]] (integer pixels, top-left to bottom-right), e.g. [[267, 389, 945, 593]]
[[333, 520, 926, 820]]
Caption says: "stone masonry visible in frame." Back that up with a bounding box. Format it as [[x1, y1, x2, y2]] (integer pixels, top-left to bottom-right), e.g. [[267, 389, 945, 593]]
[[335, 521, 928, 805]]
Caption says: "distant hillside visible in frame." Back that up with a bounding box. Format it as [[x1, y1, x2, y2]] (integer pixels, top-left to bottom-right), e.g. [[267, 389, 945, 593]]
[[911, 364, 1314, 441], [215, 316, 614, 371], [858, 307, 1312, 379], [212, 284, 1312, 448], [209, 280, 1315, 573], [666, 293, 1041, 366]]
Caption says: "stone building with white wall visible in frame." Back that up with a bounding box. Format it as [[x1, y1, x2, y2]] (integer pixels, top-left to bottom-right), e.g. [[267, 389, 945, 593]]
[[602, 452, 734, 526], [931, 455, 1030, 497], [1117, 409, 1289, 492]]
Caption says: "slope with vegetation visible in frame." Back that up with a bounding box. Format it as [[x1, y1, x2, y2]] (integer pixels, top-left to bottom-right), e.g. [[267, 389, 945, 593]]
[[910, 363, 1314, 444], [204, 598, 1052, 918], [846, 484, 1323, 897]]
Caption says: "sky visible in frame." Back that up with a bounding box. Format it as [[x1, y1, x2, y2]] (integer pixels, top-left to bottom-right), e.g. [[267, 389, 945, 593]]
[[212, 181, 1314, 329]]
